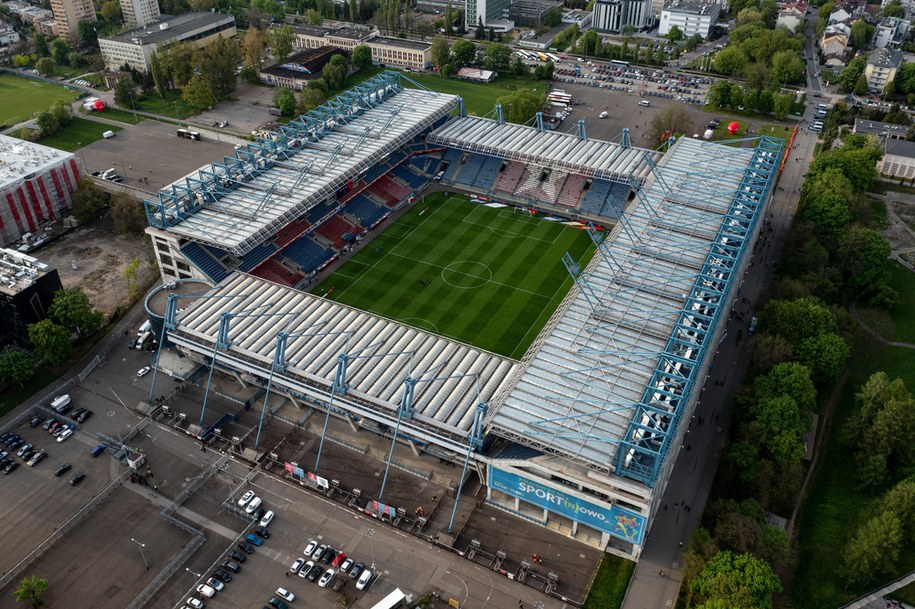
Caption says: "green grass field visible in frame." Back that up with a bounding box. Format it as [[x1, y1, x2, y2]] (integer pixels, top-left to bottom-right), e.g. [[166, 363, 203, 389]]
[[0, 73, 80, 128], [94, 107, 142, 124], [36, 118, 120, 151], [581, 555, 635, 609], [314, 193, 594, 359], [401, 72, 549, 117]]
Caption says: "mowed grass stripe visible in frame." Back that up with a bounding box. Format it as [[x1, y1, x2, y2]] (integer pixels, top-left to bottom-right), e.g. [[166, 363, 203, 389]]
[[315, 193, 595, 357]]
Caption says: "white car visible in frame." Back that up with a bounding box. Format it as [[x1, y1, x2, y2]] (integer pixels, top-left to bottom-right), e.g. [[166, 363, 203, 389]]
[[136, 367, 150, 378], [290, 558, 305, 574], [259, 510, 274, 527], [312, 543, 328, 559], [57, 428, 73, 443], [303, 540, 318, 556], [187, 598, 204, 609], [237, 490, 255, 507], [356, 568, 372, 590], [275, 587, 295, 602], [298, 560, 315, 579], [196, 584, 216, 598], [205, 578, 224, 592], [318, 569, 336, 588]]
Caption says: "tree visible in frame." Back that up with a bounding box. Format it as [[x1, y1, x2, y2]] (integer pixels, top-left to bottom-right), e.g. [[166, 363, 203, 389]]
[[754, 362, 816, 412], [772, 92, 794, 120], [883, 478, 915, 536], [114, 76, 135, 109], [274, 88, 297, 116], [182, 74, 216, 110], [35, 57, 55, 76], [483, 43, 512, 73], [431, 36, 450, 73], [349, 0, 358, 22], [495, 88, 545, 124], [883, 0, 905, 18], [713, 46, 747, 77], [160, 42, 197, 88], [685, 33, 702, 51], [111, 194, 147, 235], [837, 57, 866, 92], [475, 17, 485, 39], [842, 510, 903, 585], [50, 288, 103, 338], [444, 4, 453, 35], [647, 106, 694, 145], [201, 36, 240, 98], [297, 86, 325, 113], [840, 225, 891, 293], [100, 0, 122, 22], [248, 0, 284, 29], [352, 43, 373, 70], [71, 177, 108, 224], [736, 7, 763, 25], [691, 551, 782, 609], [241, 27, 268, 69], [896, 62, 915, 95], [0, 349, 34, 387], [577, 29, 601, 56], [770, 50, 805, 85], [49, 38, 70, 64], [451, 39, 476, 68], [271, 25, 296, 61], [760, 296, 836, 346], [14, 576, 48, 609], [27, 320, 71, 365], [667, 25, 683, 42], [124, 258, 141, 300], [322, 53, 349, 90], [149, 51, 167, 99], [850, 21, 875, 51], [809, 144, 881, 193], [795, 332, 849, 381], [34, 33, 49, 56], [855, 73, 869, 95], [34, 110, 60, 136], [543, 5, 562, 26]]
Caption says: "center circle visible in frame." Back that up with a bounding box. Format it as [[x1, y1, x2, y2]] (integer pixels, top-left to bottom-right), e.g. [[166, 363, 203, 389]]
[[441, 260, 492, 289]]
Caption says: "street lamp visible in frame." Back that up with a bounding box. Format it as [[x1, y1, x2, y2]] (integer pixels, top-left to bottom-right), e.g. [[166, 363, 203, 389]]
[[185, 567, 201, 578], [365, 528, 376, 571], [130, 538, 149, 570]]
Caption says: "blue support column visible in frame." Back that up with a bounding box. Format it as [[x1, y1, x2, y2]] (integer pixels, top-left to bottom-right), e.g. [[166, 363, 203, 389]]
[[495, 104, 504, 125], [448, 400, 488, 533], [577, 119, 587, 140], [621, 128, 631, 149], [378, 376, 415, 502], [148, 294, 180, 404], [200, 312, 232, 426]]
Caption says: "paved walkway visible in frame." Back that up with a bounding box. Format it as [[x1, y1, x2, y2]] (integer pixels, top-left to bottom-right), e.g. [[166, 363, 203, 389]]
[[839, 571, 915, 609]]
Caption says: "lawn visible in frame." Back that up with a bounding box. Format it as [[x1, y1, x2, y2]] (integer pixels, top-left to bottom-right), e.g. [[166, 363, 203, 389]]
[[791, 332, 915, 608], [0, 73, 80, 128], [93, 107, 142, 124], [856, 261, 915, 344], [313, 193, 594, 359], [36, 117, 121, 151], [581, 554, 636, 609], [133, 89, 196, 120], [400, 72, 549, 117]]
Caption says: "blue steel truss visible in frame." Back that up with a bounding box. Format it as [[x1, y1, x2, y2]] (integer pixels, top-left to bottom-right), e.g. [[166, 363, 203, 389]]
[[612, 137, 783, 487], [142, 70, 411, 240]]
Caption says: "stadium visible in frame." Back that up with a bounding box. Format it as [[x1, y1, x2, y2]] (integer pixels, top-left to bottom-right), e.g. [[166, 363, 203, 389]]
[[143, 71, 781, 560]]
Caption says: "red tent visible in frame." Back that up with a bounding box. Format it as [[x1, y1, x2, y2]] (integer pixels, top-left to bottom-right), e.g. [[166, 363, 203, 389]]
[[727, 121, 740, 135], [93, 100, 105, 112]]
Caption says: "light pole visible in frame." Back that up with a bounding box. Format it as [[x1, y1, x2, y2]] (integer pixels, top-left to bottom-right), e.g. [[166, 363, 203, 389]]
[[365, 528, 376, 571], [185, 567, 201, 578], [130, 538, 148, 570]]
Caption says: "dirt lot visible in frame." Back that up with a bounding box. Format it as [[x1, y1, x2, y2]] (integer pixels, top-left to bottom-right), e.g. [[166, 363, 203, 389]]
[[35, 214, 157, 318]]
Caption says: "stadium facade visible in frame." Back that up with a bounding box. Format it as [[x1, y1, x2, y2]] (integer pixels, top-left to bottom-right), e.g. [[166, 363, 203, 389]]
[[143, 71, 781, 560]]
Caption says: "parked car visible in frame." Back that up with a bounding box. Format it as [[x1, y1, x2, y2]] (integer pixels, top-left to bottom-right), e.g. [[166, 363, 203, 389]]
[[356, 568, 372, 590], [289, 558, 305, 574], [136, 367, 150, 377], [259, 510, 274, 527], [186, 598, 204, 609], [303, 540, 318, 556], [254, 526, 271, 539], [244, 496, 262, 514], [76, 409, 93, 423], [298, 561, 315, 579], [27, 450, 47, 466], [42, 419, 55, 431], [275, 587, 295, 602], [229, 551, 246, 563], [339, 557, 354, 573], [91, 444, 107, 457], [331, 552, 347, 569], [205, 578, 224, 592], [349, 562, 365, 580], [69, 473, 86, 485], [221, 560, 241, 573], [29, 415, 45, 427], [244, 534, 263, 547], [318, 569, 336, 588], [267, 597, 288, 609], [57, 428, 74, 443], [16, 443, 32, 457], [3, 461, 19, 474], [55, 463, 72, 477], [20, 447, 36, 461], [237, 490, 255, 507], [320, 547, 336, 564], [307, 565, 324, 583], [237, 541, 255, 554], [212, 569, 232, 583]]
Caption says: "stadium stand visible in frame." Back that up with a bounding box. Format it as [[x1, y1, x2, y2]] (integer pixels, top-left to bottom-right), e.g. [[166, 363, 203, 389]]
[[440, 148, 463, 183], [273, 218, 310, 247], [315, 215, 357, 249], [473, 155, 503, 191], [599, 182, 631, 220], [281, 234, 336, 273], [345, 195, 388, 227], [180, 242, 230, 283], [557, 174, 586, 208], [495, 161, 526, 193], [238, 242, 278, 272], [307, 201, 337, 223], [577, 179, 614, 216], [252, 258, 304, 286], [392, 165, 427, 189], [454, 153, 487, 187]]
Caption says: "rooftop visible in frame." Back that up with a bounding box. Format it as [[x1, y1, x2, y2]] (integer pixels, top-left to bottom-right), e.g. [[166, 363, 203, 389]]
[[885, 138, 915, 157], [427, 115, 661, 183], [0, 248, 55, 296], [290, 23, 376, 41], [371, 36, 432, 51], [169, 272, 519, 452], [258, 46, 348, 79], [102, 12, 234, 45], [868, 47, 904, 68], [487, 136, 780, 483], [664, 1, 719, 14], [0, 135, 74, 193], [145, 72, 458, 256], [853, 118, 909, 138]]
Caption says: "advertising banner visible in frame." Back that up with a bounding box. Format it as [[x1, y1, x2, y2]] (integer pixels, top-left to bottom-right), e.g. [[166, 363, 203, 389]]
[[489, 466, 646, 546], [307, 471, 329, 489]]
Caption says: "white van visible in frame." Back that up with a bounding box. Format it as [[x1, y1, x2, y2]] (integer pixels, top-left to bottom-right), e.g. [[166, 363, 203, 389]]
[[51, 394, 71, 411], [638, 100, 650, 107], [102, 130, 115, 139], [137, 320, 152, 336], [245, 496, 262, 514], [356, 568, 373, 590], [599, 111, 609, 119]]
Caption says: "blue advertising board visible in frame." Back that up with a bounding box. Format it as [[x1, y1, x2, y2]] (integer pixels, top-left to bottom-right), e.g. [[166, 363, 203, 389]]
[[488, 466, 646, 546]]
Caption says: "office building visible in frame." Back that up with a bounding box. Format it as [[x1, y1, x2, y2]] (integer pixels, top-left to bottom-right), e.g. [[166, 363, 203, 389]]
[[658, 1, 720, 38], [593, 0, 654, 33], [0, 249, 63, 350], [49, 0, 95, 45], [120, 0, 161, 29], [465, 0, 512, 28], [864, 47, 904, 93], [290, 25, 432, 70]]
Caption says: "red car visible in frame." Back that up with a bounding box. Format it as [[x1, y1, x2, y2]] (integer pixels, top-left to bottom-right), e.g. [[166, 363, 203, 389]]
[[331, 552, 347, 569]]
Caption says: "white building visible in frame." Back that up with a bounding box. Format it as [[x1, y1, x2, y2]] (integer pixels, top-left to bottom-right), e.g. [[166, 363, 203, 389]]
[[290, 25, 433, 71], [865, 48, 904, 93], [658, 1, 720, 38], [873, 16, 910, 49], [465, 0, 512, 27], [120, 0, 161, 29], [99, 12, 236, 72], [592, 0, 654, 33], [776, 5, 805, 31], [880, 139, 915, 179]]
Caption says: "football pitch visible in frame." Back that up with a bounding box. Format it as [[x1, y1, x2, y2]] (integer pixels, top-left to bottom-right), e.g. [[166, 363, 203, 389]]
[[314, 193, 595, 359], [0, 74, 80, 128]]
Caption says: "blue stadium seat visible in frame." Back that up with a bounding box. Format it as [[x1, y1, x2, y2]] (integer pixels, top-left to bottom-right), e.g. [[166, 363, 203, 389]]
[[391, 165, 427, 188], [344, 196, 388, 227], [440, 148, 463, 183], [472, 156, 503, 191], [306, 201, 336, 223], [578, 180, 614, 216], [282, 235, 335, 273], [455, 154, 487, 187], [238, 242, 278, 272], [180, 242, 230, 283]]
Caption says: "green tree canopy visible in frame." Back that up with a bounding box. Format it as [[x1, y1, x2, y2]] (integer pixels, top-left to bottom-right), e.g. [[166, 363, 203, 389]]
[[27, 319, 71, 365], [297, 86, 325, 113], [274, 88, 297, 116], [0, 349, 34, 387], [754, 362, 816, 412], [483, 42, 512, 73], [241, 27, 268, 69], [451, 39, 476, 68], [182, 74, 216, 110], [49, 38, 70, 64], [35, 57, 55, 76], [691, 551, 782, 609], [322, 53, 348, 90], [883, 0, 905, 17], [839, 225, 891, 293], [14, 576, 48, 609], [34, 110, 60, 136], [149, 51, 168, 99], [850, 21, 875, 50], [838, 57, 866, 92], [495, 88, 545, 124], [795, 333, 850, 381], [647, 105, 694, 145], [883, 477, 915, 536], [842, 510, 903, 585], [431, 36, 450, 72], [71, 177, 109, 224], [271, 25, 296, 61], [667, 25, 683, 42], [111, 194, 147, 235], [759, 296, 836, 345], [543, 5, 562, 26], [352, 43, 373, 70], [113, 76, 136, 108], [49, 288, 103, 338]]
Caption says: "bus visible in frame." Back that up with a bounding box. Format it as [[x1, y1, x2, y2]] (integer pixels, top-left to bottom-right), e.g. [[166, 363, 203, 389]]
[[609, 59, 630, 68], [177, 128, 202, 141], [536, 52, 549, 62], [546, 52, 561, 63], [369, 589, 407, 609]]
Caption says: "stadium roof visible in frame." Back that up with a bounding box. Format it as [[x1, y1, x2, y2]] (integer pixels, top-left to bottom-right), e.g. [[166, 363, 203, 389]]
[[426, 115, 661, 183], [487, 136, 780, 484], [168, 272, 519, 453], [0, 134, 73, 192], [145, 73, 458, 256]]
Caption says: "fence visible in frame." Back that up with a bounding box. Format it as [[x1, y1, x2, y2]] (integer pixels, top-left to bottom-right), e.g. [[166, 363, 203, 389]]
[[0, 469, 129, 590]]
